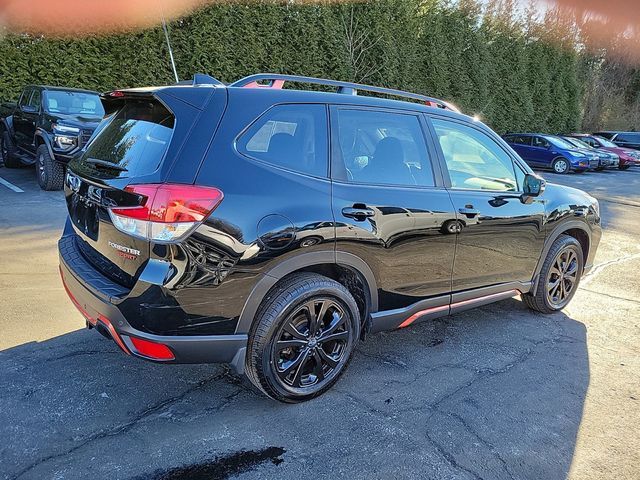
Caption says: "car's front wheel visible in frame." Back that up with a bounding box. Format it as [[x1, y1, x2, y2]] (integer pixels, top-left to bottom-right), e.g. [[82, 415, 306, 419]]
[[523, 234, 584, 314], [619, 164, 631, 170], [246, 273, 360, 403], [552, 157, 571, 174], [36, 145, 64, 190]]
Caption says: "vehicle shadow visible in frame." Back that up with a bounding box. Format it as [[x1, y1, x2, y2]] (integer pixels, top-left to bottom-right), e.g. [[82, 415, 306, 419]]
[[0, 298, 588, 480]]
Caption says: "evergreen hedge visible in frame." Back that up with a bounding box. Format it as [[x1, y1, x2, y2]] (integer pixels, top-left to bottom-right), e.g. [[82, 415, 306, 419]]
[[0, 0, 588, 134]]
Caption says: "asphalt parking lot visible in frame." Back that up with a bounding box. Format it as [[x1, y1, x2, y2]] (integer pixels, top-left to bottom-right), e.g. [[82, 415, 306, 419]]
[[1, 166, 639, 480]]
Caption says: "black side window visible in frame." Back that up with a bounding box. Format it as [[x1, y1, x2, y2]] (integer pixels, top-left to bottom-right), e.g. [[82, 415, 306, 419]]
[[237, 104, 328, 177], [532, 136, 549, 148], [29, 90, 41, 110], [333, 108, 434, 187], [509, 135, 531, 146], [19, 89, 32, 108]]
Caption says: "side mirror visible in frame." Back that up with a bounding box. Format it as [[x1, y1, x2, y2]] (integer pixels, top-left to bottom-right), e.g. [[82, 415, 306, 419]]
[[523, 173, 545, 199], [21, 105, 37, 113]]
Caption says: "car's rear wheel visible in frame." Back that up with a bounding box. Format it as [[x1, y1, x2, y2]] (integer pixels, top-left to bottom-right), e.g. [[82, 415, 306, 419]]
[[36, 145, 64, 190], [552, 157, 570, 174], [246, 273, 360, 403], [1, 130, 21, 168], [523, 235, 583, 313]]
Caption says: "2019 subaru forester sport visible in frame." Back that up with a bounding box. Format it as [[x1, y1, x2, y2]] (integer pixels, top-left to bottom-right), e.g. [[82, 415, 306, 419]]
[[59, 74, 601, 402]]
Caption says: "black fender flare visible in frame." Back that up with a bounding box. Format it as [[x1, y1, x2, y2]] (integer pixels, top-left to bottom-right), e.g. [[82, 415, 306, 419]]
[[531, 219, 591, 295], [235, 250, 378, 334], [34, 129, 56, 160]]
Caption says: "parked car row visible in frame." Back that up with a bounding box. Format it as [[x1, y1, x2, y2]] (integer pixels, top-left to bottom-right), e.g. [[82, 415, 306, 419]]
[[503, 132, 640, 174]]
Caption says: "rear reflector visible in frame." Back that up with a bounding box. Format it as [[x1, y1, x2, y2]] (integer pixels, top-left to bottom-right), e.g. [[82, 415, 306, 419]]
[[109, 183, 223, 243], [129, 337, 175, 360]]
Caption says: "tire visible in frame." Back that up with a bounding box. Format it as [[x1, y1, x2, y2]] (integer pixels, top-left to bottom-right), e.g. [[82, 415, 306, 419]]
[[1, 130, 21, 168], [522, 234, 583, 314], [551, 157, 570, 174], [36, 145, 64, 190], [595, 166, 605, 171], [245, 273, 361, 403], [619, 164, 631, 171]]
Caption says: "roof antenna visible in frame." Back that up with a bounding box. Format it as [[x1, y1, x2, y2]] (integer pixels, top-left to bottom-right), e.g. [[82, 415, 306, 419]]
[[161, 5, 179, 83]]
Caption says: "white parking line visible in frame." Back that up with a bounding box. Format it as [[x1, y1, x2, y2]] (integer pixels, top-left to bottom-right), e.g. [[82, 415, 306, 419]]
[[0, 176, 24, 193]]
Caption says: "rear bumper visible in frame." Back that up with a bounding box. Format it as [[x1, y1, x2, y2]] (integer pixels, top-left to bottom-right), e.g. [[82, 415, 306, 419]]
[[58, 233, 247, 368]]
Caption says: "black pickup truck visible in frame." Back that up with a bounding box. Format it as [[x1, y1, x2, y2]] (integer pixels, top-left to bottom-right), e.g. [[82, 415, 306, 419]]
[[0, 85, 104, 190]]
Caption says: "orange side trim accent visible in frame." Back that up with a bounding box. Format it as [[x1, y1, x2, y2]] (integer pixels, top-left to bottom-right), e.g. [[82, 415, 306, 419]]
[[97, 315, 131, 355], [398, 305, 449, 328], [59, 265, 130, 355], [398, 289, 521, 329]]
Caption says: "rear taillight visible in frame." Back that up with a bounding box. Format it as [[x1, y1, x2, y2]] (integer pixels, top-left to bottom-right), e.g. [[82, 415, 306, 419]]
[[109, 184, 223, 243]]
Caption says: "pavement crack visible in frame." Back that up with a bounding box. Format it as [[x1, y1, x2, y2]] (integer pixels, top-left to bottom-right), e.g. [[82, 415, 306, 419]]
[[422, 424, 485, 480], [579, 287, 640, 305], [580, 252, 640, 286], [442, 411, 516, 480], [10, 370, 232, 480]]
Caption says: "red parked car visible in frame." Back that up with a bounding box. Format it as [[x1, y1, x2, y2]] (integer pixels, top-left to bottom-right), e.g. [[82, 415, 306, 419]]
[[567, 134, 640, 170]]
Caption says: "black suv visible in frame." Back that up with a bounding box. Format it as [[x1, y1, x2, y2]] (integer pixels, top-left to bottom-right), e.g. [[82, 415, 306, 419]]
[[593, 131, 640, 151], [0, 85, 104, 190], [59, 74, 601, 402]]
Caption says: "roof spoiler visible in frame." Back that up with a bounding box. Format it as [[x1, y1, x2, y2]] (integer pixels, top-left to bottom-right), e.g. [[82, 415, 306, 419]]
[[174, 73, 225, 87]]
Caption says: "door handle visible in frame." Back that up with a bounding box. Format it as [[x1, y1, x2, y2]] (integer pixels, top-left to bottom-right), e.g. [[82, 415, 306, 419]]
[[342, 205, 375, 220], [458, 207, 480, 218]]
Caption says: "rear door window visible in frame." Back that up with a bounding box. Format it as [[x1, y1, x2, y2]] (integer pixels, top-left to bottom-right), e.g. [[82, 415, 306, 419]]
[[77, 99, 174, 179], [331, 108, 435, 187], [29, 90, 42, 111], [237, 104, 328, 177]]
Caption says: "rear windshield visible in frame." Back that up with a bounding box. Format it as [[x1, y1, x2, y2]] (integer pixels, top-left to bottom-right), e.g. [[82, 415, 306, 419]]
[[78, 99, 174, 178], [44, 90, 105, 116]]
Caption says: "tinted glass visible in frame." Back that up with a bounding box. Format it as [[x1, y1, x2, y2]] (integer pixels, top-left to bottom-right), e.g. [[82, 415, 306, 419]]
[[508, 135, 531, 146], [546, 136, 575, 149], [44, 91, 105, 116], [19, 89, 32, 108], [29, 90, 41, 110], [577, 136, 598, 148], [593, 136, 617, 147], [616, 133, 640, 143], [563, 137, 591, 149], [334, 109, 434, 187], [77, 99, 174, 179], [432, 118, 518, 192], [532, 136, 550, 148], [238, 104, 327, 177]]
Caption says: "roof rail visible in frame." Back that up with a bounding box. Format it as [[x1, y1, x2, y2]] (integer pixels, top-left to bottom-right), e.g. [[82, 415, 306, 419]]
[[229, 74, 460, 113]]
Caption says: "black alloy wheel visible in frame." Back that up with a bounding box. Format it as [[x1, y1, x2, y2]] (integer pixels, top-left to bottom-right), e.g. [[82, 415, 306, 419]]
[[245, 273, 360, 402], [546, 247, 579, 309], [272, 297, 350, 389]]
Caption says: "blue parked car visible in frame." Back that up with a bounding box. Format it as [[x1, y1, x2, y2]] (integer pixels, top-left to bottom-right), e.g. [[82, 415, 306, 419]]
[[503, 133, 600, 174]]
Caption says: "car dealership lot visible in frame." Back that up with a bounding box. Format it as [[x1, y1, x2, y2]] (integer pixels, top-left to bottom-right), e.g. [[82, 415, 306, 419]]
[[1, 167, 639, 480]]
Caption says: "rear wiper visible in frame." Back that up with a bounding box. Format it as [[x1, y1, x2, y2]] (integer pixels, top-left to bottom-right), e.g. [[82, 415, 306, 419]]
[[85, 158, 128, 172]]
